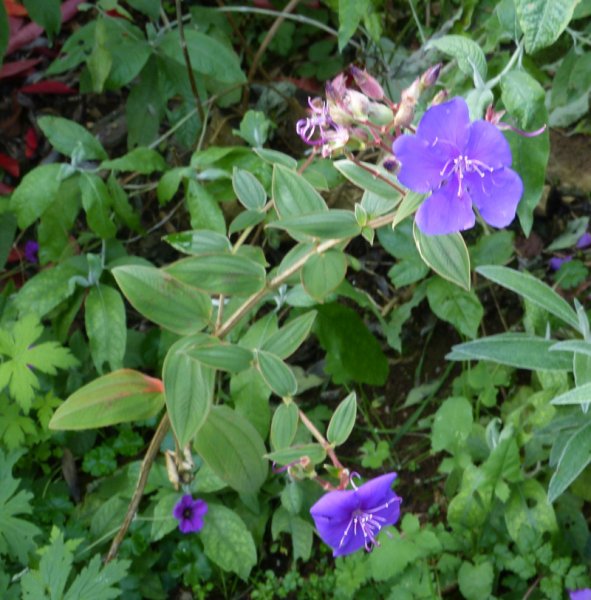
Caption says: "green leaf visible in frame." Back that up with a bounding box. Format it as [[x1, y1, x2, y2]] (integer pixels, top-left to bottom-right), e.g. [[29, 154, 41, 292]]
[[272, 507, 314, 562], [429, 35, 487, 81], [501, 71, 549, 236], [505, 479, 557, 541], [414, 223, 471, 290], [255, 350, 297, 397], [10, 163, 62, 229], [80, 173, 116, 239], [393, 192, 425, 228], [551, 381, 591, 405], [0, 213, 16, 270], [270, 403, 299, 450], [301, 249, 347, 302], [431, 396, 473, 454], [334, 160, 403, 200], [0, 2, 8, 63], [107, 174, 141, 232], [85, 285, 126, 374], [0, 450, 40, 563], [14, 256, 87, 318], [188, 340, 253, 373], [327, 391, 357, 446], [548, 422, 591, 502], [126, 0, 161, 19], [164, 230, 231, 256], [0, 315, 78, 413], [194, 406, 268, 494], [477, 265, 579, 330], [163, 336, 215, 447], [201, 504, 257, 580], [113, 265, 212, 334], [87, 17, 112, 93], [235, 110, 273, 147], [100, 147, 166, 174], [49, 369, 164, 430], [159, 29, 246, 84], [470, 230, 515, 267], [269, 210, 361, 240], [229, 209, 266, 234], [315, 303, 389, 385], [37, 116, 108, 160], [186, 180, 226, 234], [458, 561, 494, 600], [254, 147, 297, 169], [337, 0, 370, 50], [166, 254, 266, 296], [262, 311, 317, 359], [426, 277, 483, 338], [272, 164, 327, 218], [265, 443, 327, 466], [21, 528, 129, 600], [514, 0, 580, 53], [232, 167, 266, 210], [447, 333, 574, 371], [551, 340, 591, 359], [23, 0, 61, 38]]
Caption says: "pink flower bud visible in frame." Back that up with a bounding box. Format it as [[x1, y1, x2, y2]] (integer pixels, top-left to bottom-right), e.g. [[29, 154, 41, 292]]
[[420, 63, 442, 90], [349, 65, 384, 100], [431, 89, 450, 106]]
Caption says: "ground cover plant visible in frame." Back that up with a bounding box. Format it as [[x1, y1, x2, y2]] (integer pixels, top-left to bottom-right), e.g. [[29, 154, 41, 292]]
[[1, 0, 591, 598]]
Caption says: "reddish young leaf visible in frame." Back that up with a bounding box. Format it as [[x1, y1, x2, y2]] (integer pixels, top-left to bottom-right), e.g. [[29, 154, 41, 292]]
[[0, 57, 40, 79], [0, 153, 20, 177], [24, 126, 38, 158], [0, 181, 14, 195], [4, 0, 27, 17], [6, 0, 83, 55], [20, 80, 76, 94]]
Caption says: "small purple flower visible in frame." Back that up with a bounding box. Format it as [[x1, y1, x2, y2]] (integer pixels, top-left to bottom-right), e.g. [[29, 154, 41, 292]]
[[24, 240, 39, 263], [549, 255, 572, 271], [173, 494, 207, 534], [296, 98, 332, 146], [576, 232, 591, 249], [393, 97, 523, 235], [570, 590, 591, 600], [310, 472, 401, 557]]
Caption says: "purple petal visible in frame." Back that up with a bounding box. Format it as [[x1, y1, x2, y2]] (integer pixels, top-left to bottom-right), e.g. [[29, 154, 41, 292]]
[[172, 494, 192, 520], [416, 184, 476, 235], [465, 167, 523, 229], [415, 97, 471, 150], [393, 134, 450, 193], [310, 489, 359, 549], [576, 232, 591, 249], [192, 499, 208, 517], [465, 120, 512, 169], [355, 472, 398, 509], [570, 590, 591, 600], [549, 256, 572, 271]]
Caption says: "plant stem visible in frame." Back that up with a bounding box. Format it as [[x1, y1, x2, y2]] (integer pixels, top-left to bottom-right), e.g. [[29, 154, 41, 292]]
[[298, 408, 344, 470], [175, 0, 205, 126], [105, 413, 171, 562]]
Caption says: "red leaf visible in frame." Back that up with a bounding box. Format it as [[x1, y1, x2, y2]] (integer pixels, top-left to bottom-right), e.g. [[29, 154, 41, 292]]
[[0, 153, 20, 178], [4, 0, 27, 17], [0, 57, 41, 79], [20, 80, 77, 94], [25, 126, 38, 158], [6, 0, 84, 56], [0, 181, 14, 195]]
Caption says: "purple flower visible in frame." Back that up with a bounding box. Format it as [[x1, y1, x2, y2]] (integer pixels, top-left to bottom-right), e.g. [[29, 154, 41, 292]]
[[24, 240, 39, 263], [310, 472, 401, 557], [173, 494, 207, 534], [549, 255, 572, 271], [576, 232, 591, 249], [393, 97, 523, 235], [296, 98, 332, 146], [570, 590, 591, 600]]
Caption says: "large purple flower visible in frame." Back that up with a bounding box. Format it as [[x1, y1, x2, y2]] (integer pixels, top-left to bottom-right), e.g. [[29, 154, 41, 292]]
[[570, 590, 591, 600], [310, 472, 401, 557], [173, 494, 208, 534], [392, 97, 523, 235]]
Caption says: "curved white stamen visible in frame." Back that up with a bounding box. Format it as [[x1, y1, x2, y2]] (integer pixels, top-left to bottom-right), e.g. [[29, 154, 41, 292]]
[[337, 500, 392, 552], [439, 154, 495, 197]]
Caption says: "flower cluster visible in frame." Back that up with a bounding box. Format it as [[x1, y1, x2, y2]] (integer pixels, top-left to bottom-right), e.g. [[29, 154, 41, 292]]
[[310, 472, 401, 557], [173, 494, 208, 534]]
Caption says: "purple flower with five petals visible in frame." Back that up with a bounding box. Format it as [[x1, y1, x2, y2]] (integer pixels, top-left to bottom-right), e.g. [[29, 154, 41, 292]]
[[570, 590, 591, 600], [393, 97, 523, 235], [173, 494, 208, 534], [310, 472, 401, 557]]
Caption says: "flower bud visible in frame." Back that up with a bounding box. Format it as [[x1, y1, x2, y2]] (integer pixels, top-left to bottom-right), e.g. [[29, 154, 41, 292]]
[[349, 65, 384, 100], [431, 89, 449, 106], [420, 63, 442, 90]]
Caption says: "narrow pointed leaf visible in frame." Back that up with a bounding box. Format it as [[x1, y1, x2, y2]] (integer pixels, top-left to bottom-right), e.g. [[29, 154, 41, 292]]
[[255, 350, 297, 397]]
